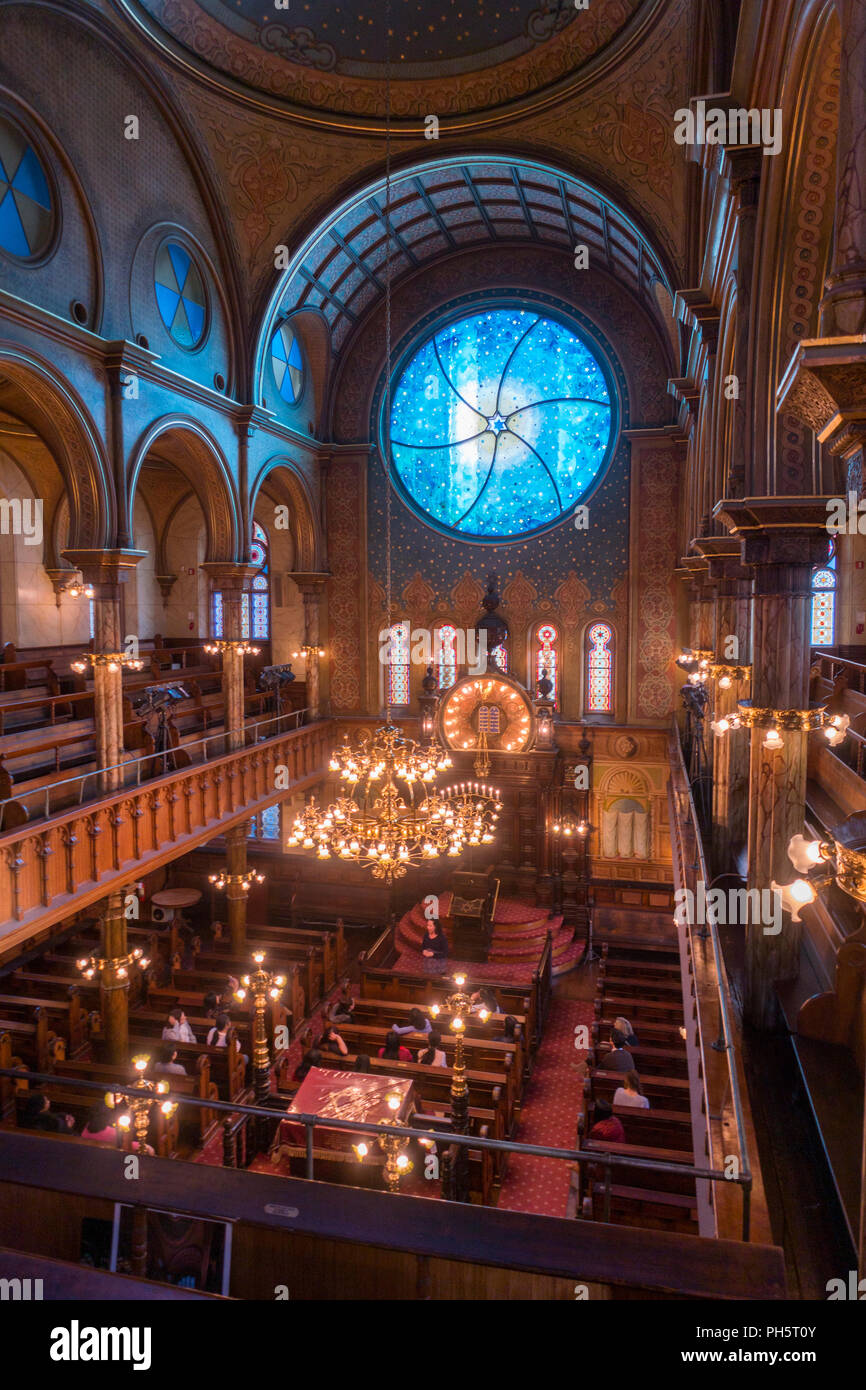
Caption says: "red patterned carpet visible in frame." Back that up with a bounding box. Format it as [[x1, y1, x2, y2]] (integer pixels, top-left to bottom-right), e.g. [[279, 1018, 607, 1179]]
[[395, 894, 583, 979], [496, 996, 593, 1217]]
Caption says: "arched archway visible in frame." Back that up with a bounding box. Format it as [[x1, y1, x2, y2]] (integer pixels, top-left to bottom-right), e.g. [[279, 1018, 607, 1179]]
[[249, 456, 320, 572], [126, 417, 240, 563]]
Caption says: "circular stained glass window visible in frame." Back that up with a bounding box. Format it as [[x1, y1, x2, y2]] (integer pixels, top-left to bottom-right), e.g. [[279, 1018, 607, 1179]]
[[387, 306, 615, 539], [0, 117, 53, 260], [271, 321, 304, 404], [154, 240, 207, 349]]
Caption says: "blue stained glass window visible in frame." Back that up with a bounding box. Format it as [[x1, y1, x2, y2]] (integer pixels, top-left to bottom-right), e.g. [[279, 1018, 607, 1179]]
[[811, 550, 836, 647], [0, 118, 52, 260], [388, 307, 614, 539], [271, 321, 304, 403], [155, 240, 207, 349], [211, 523, 270, 640]]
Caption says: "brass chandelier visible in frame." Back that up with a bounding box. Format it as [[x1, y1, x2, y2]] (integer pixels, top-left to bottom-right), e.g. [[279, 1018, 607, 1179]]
[[284, 30, 499, 885]]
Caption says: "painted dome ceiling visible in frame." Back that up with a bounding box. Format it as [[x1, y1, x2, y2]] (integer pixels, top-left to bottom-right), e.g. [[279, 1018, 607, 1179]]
[[130, 0, 652, 122]]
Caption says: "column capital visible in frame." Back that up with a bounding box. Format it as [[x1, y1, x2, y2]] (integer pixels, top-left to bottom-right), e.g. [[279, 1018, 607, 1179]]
[[200, 561, 259, 593], [776, 335, 866, 450], [289, 571, 330, 596], [713, 496, 834, 569], [61, 548, 147, 589]]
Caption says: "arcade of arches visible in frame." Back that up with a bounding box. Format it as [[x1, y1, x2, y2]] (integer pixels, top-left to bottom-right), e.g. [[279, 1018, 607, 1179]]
[[0, 0, 865, 1311]]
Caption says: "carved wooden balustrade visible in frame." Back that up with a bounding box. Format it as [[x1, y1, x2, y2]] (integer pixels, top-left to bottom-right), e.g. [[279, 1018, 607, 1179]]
[[0, 719, 334, 954]]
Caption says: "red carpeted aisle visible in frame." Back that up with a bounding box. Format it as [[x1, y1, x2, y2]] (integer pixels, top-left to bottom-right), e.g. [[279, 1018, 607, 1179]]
[[496, 996, 594, 1217]]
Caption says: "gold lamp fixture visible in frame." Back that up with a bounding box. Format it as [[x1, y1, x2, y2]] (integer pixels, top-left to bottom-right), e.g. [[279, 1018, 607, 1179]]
[[116, 1055, 177, 1150], [209, 869, 266, 893], [77, 944, 149, 984], [71, 651, 145, 674], [353, 1089, 414, 1193], [711, 702, 849, 750], [204, 639, 260, 656], [773, 815, 866, 918], [292, 643, 326, 661], [234, 951, 285, 1106], [552, 812, 590, 838]]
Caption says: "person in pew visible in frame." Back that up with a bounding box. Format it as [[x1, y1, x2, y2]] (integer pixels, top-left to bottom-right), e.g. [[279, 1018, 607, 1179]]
[[614, 1015, 639, 1047], [154, 1043, 187, 1077], [613, 1071, 650, 1110], [22, 1091, 75, 1134], [203, 992, 220, 1020], [327, 980, 356, 1024], [319, 1022, 349, 1057], [470, 987, 499, 1015], [294, 1047, 322, 1082], [206, 1012, 250, 1074], [421, 919, 449, 972], [588, 1098, 625, 1144], [379, 1028, 414, 1063], [418, 1031, 447, 1067], [162, 1007, 196, 1044], [392, 1007, 432, 1037], [80, 1099, 120, 1144], [604, 1029, 636, 1074], [503, 1015, 517, 1041], [354, 1054, 372, 1073]]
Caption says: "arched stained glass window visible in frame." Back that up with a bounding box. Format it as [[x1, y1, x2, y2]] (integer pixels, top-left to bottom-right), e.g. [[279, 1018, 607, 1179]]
[[434, 624, 457, 692], [535, 622, 558, 705], [388, 306, 614, 540], [211, 522, 270, 640], [586, 622, 613, 714], [0, 117, 53, 260], [811, 562, 836, 647], [271, 321, 304, 404], [386, 621, 410, 706], [155, 241, 207, 349], [491, 643, 508, 673]]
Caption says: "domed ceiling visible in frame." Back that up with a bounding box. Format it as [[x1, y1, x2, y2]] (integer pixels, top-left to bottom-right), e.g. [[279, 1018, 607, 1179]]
[[127, 0, 654, 123]]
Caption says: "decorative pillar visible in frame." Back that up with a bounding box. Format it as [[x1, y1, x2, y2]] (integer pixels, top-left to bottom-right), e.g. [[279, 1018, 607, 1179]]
[[101, 889, 129, 1065], [61, 550, 146, 793], [820, 0, 866, 340], [725, 152, 763, 499], [201, 563, 259, 751], [290, 573, 329, 719], [717, 505, 829, 1028], [703, 549, 753, 875], [225, 822, 250, 954]]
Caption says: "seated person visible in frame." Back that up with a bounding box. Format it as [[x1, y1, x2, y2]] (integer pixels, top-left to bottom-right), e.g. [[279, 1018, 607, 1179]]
[[418, 1031, 447, 1067], [154, 1043, 187, 1077], [470, 986, 499, 1015], [162, 1007, 196, 1044], [319, 1022, 349, 1056], [328, 980, 356, 1024], [613, 1070, 649, 1109], [354, 1054, 372, 1073], [588, 1098, 625, 1143], [378, 1028, 414, 1063], [392, 1007, 432, 1037], [206, 1012, 250, 1073], [602, 1029, 636, 1074], [80, 1099, 119, 1144], [614, 1015, 639, 1047], [203, 992, 220, 1020], [503, 1015, 517, 1041], [21, 1092, 75, 1133], [294, 1047, 322, 1083]]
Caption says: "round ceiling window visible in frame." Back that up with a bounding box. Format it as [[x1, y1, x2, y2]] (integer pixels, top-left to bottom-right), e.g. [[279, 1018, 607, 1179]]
[[154, 240, 207, 349], [387, 306, 615, 540], [0, 117, 53, 260], [270, 321, 304, 404]]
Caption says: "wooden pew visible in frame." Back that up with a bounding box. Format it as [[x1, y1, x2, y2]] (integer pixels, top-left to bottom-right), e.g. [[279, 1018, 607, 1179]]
[[147, 963, 305, 1042], [53, 1056, 219, 1148], [347, 996, 527, 1079], [0, 988, 90, 1056], [591, 1041, 689, 1080], [0, 1008, 63, 1071], [359, 960, 537, 1056], [587, 1068, 692, 1114], [595, 991, 685, 1026], [124, 1029, 248, 1103], [236, 919, 346, 989], [191, 944, 321, 1013]]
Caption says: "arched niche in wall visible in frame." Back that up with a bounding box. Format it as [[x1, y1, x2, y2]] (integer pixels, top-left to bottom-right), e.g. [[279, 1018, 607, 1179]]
[[597, 767, 652, 862]]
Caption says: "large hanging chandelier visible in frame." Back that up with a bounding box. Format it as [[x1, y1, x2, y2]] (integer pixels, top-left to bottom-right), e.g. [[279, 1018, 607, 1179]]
[[285, 5, 498, 884]]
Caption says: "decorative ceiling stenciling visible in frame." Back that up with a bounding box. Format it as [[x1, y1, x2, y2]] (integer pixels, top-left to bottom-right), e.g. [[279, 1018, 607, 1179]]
[[134, 0, 650, 121]]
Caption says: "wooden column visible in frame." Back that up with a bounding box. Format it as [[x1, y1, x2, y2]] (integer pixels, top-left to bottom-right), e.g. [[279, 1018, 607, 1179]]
[[708, 555, 752, 875], [201, 562, 258, 752], [291, 573, 330, 719], [725, 152, 762, 499], [100, 889, 129, 1065], [819, 0, 866, 340], [61, 549, 145, 793], [226, 821, 249, 954]]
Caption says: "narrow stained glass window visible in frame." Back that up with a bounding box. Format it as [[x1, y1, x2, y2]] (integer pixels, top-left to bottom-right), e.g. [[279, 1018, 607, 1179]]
[[435, 624, 457, 691], [536, 622, 558, 705], [811, 555, 836, 647], [491, 643, 508, 673], [586, 622, 613, 713], [386, 622, 410, 706], [211, 522, 270, 640]]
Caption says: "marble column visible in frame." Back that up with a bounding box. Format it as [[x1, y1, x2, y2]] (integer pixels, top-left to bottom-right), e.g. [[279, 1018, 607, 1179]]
[[225, 821, 249, 954], [732, 523, 828, 1029], [708, 556, 753, 875], [100, 889, 129, 1065], [62, 549, 145, 793], [201, 563, 258, 753], [290, 572, 329, 719], [725, 152, 763, 498]]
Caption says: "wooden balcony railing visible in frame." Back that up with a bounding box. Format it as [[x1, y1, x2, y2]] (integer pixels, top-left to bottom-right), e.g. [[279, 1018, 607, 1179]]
[[0, 716, 334, 953]]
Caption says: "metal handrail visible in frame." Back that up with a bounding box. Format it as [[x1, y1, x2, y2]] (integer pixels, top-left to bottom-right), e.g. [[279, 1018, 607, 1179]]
[[0, 1067, 755, 1203], [669, 719, 753, 1240], [0, 705, 328, 829]]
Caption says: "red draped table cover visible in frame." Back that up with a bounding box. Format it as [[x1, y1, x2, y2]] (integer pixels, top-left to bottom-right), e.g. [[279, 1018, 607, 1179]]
[[280, 1067, 415, 1153]]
